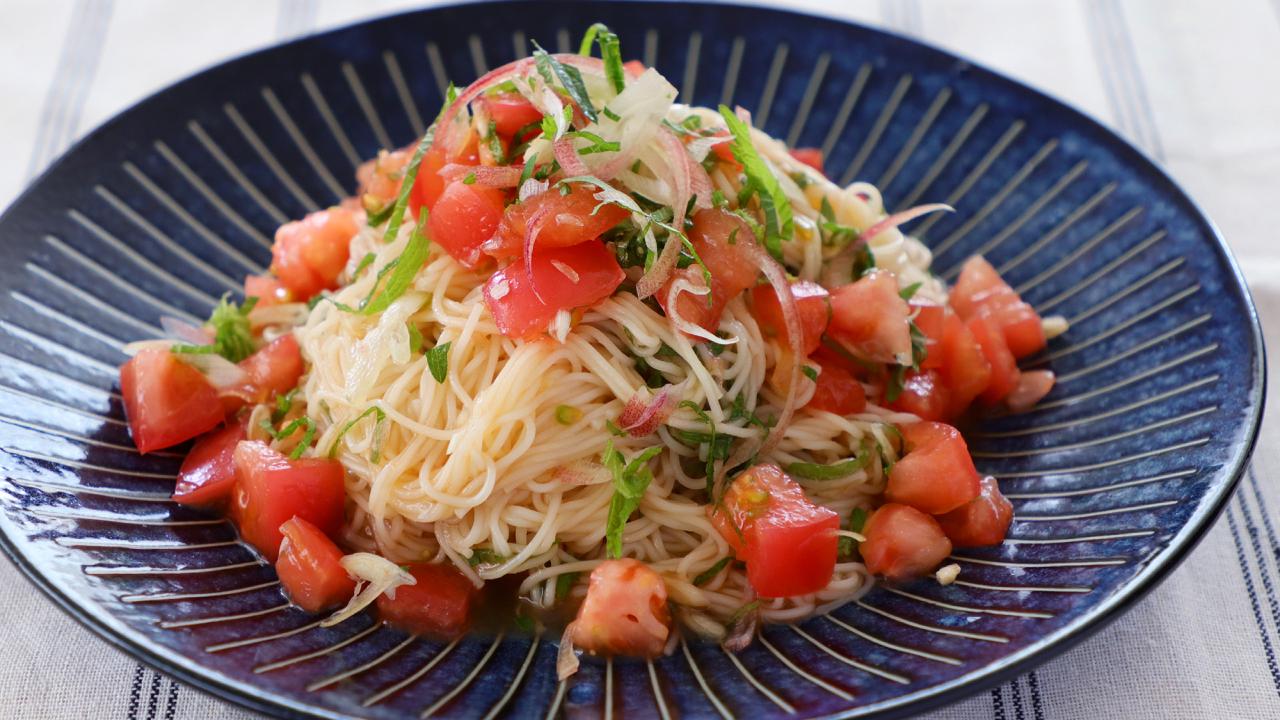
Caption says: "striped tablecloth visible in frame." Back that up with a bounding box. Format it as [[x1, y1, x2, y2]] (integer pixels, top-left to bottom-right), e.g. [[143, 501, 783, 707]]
[[2, 1, 1277, 718]]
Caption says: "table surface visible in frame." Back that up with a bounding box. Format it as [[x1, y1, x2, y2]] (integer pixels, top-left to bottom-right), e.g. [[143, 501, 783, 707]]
[[2, 1, 1278, 718]]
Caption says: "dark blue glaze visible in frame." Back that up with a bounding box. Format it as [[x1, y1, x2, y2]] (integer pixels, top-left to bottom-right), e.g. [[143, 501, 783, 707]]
[[0, 1, 1264, 718]]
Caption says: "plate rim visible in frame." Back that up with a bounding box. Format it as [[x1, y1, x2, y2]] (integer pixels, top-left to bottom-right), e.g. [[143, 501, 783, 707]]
[[0, 1, 1266, 718]]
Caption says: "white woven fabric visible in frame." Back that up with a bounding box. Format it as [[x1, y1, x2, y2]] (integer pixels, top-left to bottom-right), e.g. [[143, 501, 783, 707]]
[[1, 1, 1277, 717]]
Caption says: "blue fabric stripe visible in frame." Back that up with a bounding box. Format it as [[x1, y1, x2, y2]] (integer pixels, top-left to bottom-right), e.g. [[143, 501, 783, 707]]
[[1027, 671, 1045, 720], [1226, 503, 1280, 695], [1009, 677, 1027, 720], [991, 686, 1007, 720]]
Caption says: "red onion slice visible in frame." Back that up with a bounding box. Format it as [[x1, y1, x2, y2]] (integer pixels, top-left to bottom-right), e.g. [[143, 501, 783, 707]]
[[160, 316, 211, 345], [618, 386, 677, 437], [635, 129, 708, 299], [439, 163, 524, 188], [741, 240, 802, 459], [521, 204, 553, 302], [861, 203, 954, 243], [554, 137, 590, 177], [664, 278, 736, 345]]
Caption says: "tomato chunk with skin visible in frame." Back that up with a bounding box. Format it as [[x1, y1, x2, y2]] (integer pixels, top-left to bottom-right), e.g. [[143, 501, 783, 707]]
[[173, 422, 246, 509], [657, 209, 760, 336], [886, 422, 981, 515], [356, 147, 413, 203], [377, 563, 475, 639], [244, 274, 291, 306], [950, 256, 1046, 359], [967, 314, 1020, 404], [408, 143, 452, 216], [271, 207, 358, 301], [476, 93, 544, 141], [239, 334, 304, 401], [429, 180, 507, 269], [484, 242, 625, 339], [120, 349, 225, 454], [807, 358, 867, 415], [709, 464, 839, 598], [752, 280, 830, 355], [828, 270, 913, 365], [231, 441, 346, 561], [888, 370, 952, 422], [938, 313, 991, 415], [570, 559, 671, 658], [788, 147, 824, 174], [485, 183, 630, 260], [859, 503, 953, 582], [277, 517, 356, 613], [936, 476, 1014, 548], [912, 302, 947, 370]]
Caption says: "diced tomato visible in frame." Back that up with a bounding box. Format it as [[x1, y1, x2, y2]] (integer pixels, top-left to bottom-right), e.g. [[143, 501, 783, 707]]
[[789, 147, 824, 174], [886, 422, 980, 515], [231, 441, 346, 561], [173, 422, 246, 508], [238, 334, 304, 402], [570, 559, 671, 658], [476, 93, 544, 141], [377, 563, 475, 639], [936, 476, 1014, 548], [967, 315, 1020, 404], [244, 274, 291, 307], [276, 517, 356, 613], [657, 209, 760, 336], [950, 256, 1046, 358], [912, 302, 947, 370], [356, 147, 413, 203], [828, 270, 913, 365], [271, 207, 358, 301], [484, 242, 625, 339], [709, 464, 839, 598], [428, 180, 507, 269], [485, 183, 630, 260], [807, 358, 867, 415], [888, 370, 952, 421], [751, 280, 830, 355], [408, 143, 451, 216], [708, 130, 742, 171], [1006, 369, 1055, 412], [938, 313, 991, 415], [859, 503, 953, 582], [120, 349, 225, 454]]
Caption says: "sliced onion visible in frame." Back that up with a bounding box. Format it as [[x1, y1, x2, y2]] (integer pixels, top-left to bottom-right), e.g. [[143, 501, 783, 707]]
[[553, 137, 589, 177], [861, 203, 954, 243], [552, 459, 612, 486], [160, 316, 210, 345], [123, 339, 176, 356], [664, 278, 736, 345], [634, 129, 711, 299], [1006, 370, 1055, 412], [321, 553, 417, 627], [685, 134, 729, 163], [557, 623, 581, 680], [439, 163, 524, 188], [180, 352, 249, 389], [521, 204, 554, 302], [619, 386, 677, 437], [741, 241, 801, 458], [722, 588, 760, 653], [519, 178, 549, 203]]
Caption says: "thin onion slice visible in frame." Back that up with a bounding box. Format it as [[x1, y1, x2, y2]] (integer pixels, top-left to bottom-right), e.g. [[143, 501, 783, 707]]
[[519, 178, 549, 203], [861, 203, 954, 243], [321, 553, 417, 628], [439, 163, 524, 187], [635, 128, 707, 299], [664, 278, 738, 345], [521, 204, 554, 302], [553, 137, 590, 177], [179, 352, 249, 389], [741, 240, 801, 459], [160, 316, 210, 345], [551, 459, 612, 487], [618, 386, 677, 437], [557, 623, 580, 680]]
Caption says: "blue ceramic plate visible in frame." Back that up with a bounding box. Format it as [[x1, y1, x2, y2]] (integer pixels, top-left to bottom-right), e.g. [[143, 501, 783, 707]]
[[0, 2, 1264, 718]]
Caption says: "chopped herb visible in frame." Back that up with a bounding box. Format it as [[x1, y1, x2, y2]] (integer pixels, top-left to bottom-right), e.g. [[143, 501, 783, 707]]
[[485, 121, 506, 165], [343, 207, 432, 316], [711, 188, 727, 208], [786, 440, 874, 480], [325, 406, 387, 461], [467, 548, 505, 567], [463, 172, 477, 185], [564, 129, 621, 155], [885, 364, 908, 403], [578, 23, 626, 94], [818, 196, 860, 248], [790, 171, 812, 189], [605, 419, 627, 437], [718, 106, 794, 260], [514, 614, 535, 633], [849, 507, 868, 533], [899, 282, 922, 301], [406, 323, 424, 354], [555, 404, 582, 425], [675, 400, 732, 494], [802, 365, 819, 382], [838, 536, 855, 559], [727, 599, 761, 626], [602, 441, 662, 558], [555, 570, 580, 601], [369, 84, 454, 236], [693, 556, 733, 586], [680, 114, 703, 131], [274, 416, 316, 460], [306, 293, 326, 311], [272, 388, 299, 424], [199, 295, 258, 363], [532, 41, 598, 122], [353, 252, 377, 279], [426, 341, 451, 383]]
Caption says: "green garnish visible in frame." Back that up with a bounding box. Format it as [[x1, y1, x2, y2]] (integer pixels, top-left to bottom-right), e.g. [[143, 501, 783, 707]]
[[693, 556, 733, 586], [359, 208, 433, 315], [368, 83, 456, 232], [467, 548, 505, 567], [718, 105, 794, 260], [578, 23, 626, 94], [602, 441, 662, 558], [605, 419, 627, 437], [899, 282, 922, 300], [353, 252, 377, 279], [555, 404, 582, 425], [272, 388, 299, 424], [326, 406, 387, 461], [514, 614, 535, 633], [194, 295, 258, 363], [426, 341, 451, 383], [407, 323, 424, 355], [532, 41, 597, 122], [786, 440, 874, 480], [555, 570, 580, 601], [463, 172, 477, 185], [802, 365, 819, 382], [273, 416, 316, 460], [849, 507, 868, 533]]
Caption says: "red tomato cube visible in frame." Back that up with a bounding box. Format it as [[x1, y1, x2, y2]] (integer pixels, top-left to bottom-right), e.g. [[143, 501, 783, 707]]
[[276, 517, 356, 613], [950, 256, 1046, 359], [173, 422, 246, 509], [828, 270, 913, 365], [967, 315, 1020, 404], [429, 180, 507, 269], [657, 209, 761, 337], [911, 302, 947, 370], [570, 559, 671, 658], [885, 421, 981, 515], [231, 441, 346, 561], [377, 563, 475, 639], [239, 334, 304, 401], [486, 183, 630, 260], [271, 207, 358, 301], [484, 241, 625, 339], [859, 503, 953, 582], [475, 93, 545, 141], [888, 370, 952, 422], [936, 476, 1014, 547], [806, 357, 868, 415], [938, 313, 991, 415], [751, 280, 830, 355], [120, 349, 225, 454], [244, 274, 291, 306], [788, 147, 824, 174]]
